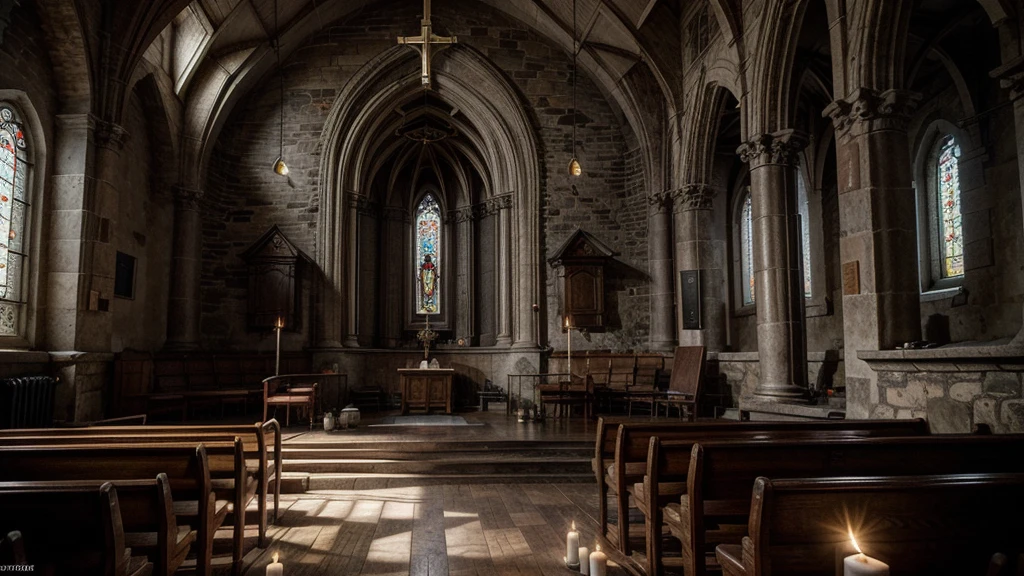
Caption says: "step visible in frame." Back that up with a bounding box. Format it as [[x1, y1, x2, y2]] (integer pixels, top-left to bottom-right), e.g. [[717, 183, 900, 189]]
[[281, 456, 593, 475], [303, 472, 594, 491]]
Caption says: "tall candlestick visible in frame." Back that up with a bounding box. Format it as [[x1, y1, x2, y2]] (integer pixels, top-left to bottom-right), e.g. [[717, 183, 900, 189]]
[[565, 316, 572, 378], [274, 317, 284, 376], [266, 552, 283, 576], [843, 531, 888, 576], [589, 544, 607, 576], [565, 521, 580, 568]]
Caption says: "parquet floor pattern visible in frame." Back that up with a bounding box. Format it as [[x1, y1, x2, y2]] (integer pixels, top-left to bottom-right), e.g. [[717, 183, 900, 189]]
[[242, 482, 629, 576]]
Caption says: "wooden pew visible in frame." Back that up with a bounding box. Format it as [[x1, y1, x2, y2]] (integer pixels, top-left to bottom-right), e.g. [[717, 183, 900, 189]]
[[716, 473, 1024, 576], [666, 435, 1024, 576], [0, 482, 153, 576], [0, 474, 194, 576], [0, 442, 229, 576], [0, 419, 281, 544], [601, 418, 928, 555]]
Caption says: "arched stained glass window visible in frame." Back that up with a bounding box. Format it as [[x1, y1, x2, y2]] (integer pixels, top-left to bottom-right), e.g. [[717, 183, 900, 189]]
[[415, 193, 441, 314], [936, 135, 964, 278], [797, 172, 812, 298], [740, 192, 754, 306], [0, 105, 29, 337]]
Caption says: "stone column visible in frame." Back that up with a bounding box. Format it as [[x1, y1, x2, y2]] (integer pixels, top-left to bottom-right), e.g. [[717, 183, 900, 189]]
[[378, 207, 405, 348], [342, 196, 360, 347], [737, 130, 810, 399], [824, 88, 921, 417], [495, 196, 513, 347], [992, 62, 1024, 344], [672, 184, 726, 351], [47, 114, 95, 351], [166, 187, 203, 349], [454, 206, 476, 344], [648, 191, 676, 350]]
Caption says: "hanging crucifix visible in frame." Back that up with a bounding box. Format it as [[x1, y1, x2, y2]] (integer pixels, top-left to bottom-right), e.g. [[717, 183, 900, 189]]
[[397, 0, 457, 89]]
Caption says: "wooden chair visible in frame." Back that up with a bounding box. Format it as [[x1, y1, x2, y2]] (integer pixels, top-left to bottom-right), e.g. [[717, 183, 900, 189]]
[[263, 375, 318, 427], [0, 482, 154, 576], [717, 473, 1024, 576], [537, 373, 593, 418], [653, 346, 706, 420]]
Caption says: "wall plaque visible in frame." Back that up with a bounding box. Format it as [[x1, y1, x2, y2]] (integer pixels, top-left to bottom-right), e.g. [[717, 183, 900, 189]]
[[681, 270, 701, 330], [842, 261, 860, 295]]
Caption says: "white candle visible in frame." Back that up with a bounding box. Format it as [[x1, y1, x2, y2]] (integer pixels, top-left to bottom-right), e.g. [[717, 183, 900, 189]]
[[266, 552, 283, 576], [579, 547, 590, 575], [565, 316, 572, 377], [843, 553, 889, 576], [843, 531, 888, 576], [274, 317, 283, 376], [566, 521, 580, 566], [589, 544, 607, 576]]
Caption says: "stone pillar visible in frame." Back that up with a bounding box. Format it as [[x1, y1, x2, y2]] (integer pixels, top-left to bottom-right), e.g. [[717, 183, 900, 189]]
[[737, 130, 810, 400], [495, 196, 513, 347], [343, 196, 360, 347], [166, 187, 203, 349], [378, 207, 405, 348], [992, 62, 1024, 344], [454, 206, 475, 344], [824, 88, 922, 418], [47, 114, 95, 351], [672, 184, 726, 351], [648, 191, 676, 350]]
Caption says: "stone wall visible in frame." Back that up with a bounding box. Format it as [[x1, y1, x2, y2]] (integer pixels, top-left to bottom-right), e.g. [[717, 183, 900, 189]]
[[864, 354, 1024, 433], [0, 351, 112, 423], [709, 351, 845, 411], [204, 2, 647, 352]]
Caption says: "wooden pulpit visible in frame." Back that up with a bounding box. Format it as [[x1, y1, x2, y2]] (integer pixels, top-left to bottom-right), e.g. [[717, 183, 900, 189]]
[[398, 368, 454, 415]]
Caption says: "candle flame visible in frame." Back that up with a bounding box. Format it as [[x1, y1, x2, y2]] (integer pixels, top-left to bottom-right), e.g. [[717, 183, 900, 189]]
[[564, 316, 570, 328], [848, 529, 862, 554], [570, 520, 576, 531], [276, 317, 284, 329], [272, 552, 279, 563], [595, 544, 601, 552]]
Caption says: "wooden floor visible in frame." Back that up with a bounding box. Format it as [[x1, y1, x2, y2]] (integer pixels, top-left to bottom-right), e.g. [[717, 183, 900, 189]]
[[239, 410, 634, 575]]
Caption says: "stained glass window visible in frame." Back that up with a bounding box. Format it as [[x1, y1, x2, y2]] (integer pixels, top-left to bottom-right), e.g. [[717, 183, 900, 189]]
[[0, 106, 29, 337], [797, 172, 812, 298], [415, 193, 441, 314], [936, 135, 964, 278], [740, 192, 754, 306]]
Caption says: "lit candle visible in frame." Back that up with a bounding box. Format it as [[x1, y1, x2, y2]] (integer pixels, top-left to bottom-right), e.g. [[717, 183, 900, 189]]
[[579, 546, 590, 575], [843, 531, 889, 576], [589, 544, 607, 576], [266, 552, 283, 576], [565, 521, 580, 567], [565, 316, 572, 378]]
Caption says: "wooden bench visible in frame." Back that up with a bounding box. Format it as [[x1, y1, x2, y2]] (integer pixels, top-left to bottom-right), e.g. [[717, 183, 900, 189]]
[[0, 482, 154, 576], [716, 473, 1024, 576], [600, 418, 929, 556], [0, 419, 281, 547], [0, 473, 195, 576], [0, 442, 232, 576], [664, 435, 1024, 576]]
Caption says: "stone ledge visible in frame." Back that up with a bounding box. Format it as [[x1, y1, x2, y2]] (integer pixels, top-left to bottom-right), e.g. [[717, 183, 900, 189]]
[[738, 396, 845, 420], [0, 350, 51, 364], [859, 338, 1024, 371], [713, 350, 843, 363], [48, 351, 116, 364], [309, 347, 543, 356]]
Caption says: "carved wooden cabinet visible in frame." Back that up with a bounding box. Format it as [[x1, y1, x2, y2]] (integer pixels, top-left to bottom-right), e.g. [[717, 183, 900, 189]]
[[240, 225, 309, 331], [548, 229, 617, 330], [398, 368, 454, 414]]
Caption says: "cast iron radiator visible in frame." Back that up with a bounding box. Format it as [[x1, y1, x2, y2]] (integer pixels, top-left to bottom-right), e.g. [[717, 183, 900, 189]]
[[0, 376, 59, 429]]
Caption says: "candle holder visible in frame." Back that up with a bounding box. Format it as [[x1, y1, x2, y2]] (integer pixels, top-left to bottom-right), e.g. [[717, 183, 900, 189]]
[[563, 558, 580, 570]]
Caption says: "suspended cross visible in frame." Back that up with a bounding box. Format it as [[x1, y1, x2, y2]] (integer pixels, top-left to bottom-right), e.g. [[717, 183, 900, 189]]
[[397, 0, 457, 89]]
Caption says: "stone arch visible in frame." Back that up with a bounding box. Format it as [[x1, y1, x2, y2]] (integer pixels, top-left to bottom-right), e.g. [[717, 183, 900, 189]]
[[34, 0, 93, 114], [316, 43, 541, 348], [127, 72, 181, 192], [682, 80, 744, 186]]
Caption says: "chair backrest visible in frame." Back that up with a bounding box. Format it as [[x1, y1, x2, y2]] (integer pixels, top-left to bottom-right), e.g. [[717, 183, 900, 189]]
[[667, 346, 706, 395]]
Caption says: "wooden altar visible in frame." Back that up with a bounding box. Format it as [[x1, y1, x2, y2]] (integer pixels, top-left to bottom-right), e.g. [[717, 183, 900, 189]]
[[398, 368, 454, 414]]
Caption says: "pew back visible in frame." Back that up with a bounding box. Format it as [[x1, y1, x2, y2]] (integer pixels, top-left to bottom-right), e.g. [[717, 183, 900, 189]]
[[746, 473, 1024, 576]]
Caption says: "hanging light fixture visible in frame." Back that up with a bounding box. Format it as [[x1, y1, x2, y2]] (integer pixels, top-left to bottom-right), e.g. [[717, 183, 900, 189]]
[[271, 0, 294, 186], [568, 0, 581, 178]]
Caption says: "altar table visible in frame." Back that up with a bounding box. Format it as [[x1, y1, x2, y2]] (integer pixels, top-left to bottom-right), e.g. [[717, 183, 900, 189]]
[[398, 368, 454, 414]]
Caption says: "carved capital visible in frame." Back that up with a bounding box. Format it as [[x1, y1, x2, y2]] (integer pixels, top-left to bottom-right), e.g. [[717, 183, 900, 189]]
[[990, 55, 1024, 102], [451, 206, 475, 223], [737, 129, 808, 167], [671, 184, 715, 212], [173, 186, 204, 211], [823, 88, 921, 136], [647, 191, 672, 215], [93, 120, 129, 150], [480, 193, 513, 216]]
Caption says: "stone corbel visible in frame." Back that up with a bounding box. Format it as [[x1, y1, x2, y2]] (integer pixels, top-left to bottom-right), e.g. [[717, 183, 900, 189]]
[[450, 206, 475, 223], [647, 191, 672, 215], [671, 184, 716, 212], [736, 129, 808, 168], [93, 120, 129, 151], [990, 55, 1024, 102], [823, 87, 921, 136], [172, 185, 204, 211]]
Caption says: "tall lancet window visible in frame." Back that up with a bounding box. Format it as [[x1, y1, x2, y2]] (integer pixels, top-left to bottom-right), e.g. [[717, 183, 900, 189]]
[[797, 172, 812, 298], [415, 193, 441, 314], [740, 192, 754, 305], [936, 135, 964, 278], [0, 106, 29, 337]]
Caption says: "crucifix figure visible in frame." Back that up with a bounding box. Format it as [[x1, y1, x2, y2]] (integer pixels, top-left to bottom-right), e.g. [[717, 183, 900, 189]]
[[397, 0, 457, 89]]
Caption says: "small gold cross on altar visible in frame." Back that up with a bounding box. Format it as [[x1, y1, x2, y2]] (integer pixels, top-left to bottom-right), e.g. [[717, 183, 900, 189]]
[[397, 0, 457, 89]]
